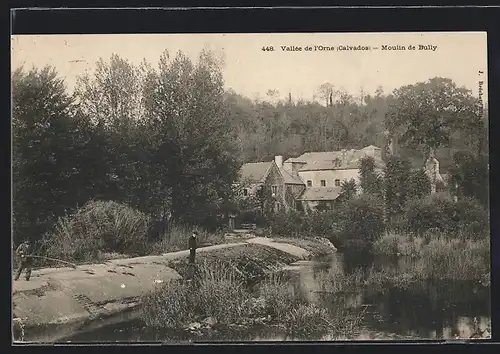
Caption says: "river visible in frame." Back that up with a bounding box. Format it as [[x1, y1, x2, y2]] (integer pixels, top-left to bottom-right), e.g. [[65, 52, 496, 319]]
[[62, 252, 491, 342]]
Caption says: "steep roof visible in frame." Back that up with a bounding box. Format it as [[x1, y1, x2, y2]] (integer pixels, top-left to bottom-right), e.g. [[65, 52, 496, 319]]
[[295, 146, 385, 172], [279, 168, 305, 185], [363, 145, 381, 150], [298, 187, 343, 201], [239, 162, 273, 183]]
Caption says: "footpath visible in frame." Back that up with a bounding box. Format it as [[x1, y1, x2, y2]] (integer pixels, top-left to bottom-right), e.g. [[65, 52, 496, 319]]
[[12, 237, 312, 343]]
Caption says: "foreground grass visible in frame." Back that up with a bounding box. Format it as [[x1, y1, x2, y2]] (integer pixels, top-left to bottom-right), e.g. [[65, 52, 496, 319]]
[[141, 257, 364, 340]]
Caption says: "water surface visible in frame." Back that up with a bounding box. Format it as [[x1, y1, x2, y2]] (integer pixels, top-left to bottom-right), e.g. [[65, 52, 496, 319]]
[[63, 252, 491, 342]]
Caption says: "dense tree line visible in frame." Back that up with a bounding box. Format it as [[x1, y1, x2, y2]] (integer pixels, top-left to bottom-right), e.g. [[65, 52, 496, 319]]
[[12, 51, 240, 245], [12, 51, 489, 246]]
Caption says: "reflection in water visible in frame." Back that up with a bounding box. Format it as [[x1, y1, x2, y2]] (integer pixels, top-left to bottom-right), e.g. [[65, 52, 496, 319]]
[[62, 252, 491, 342]]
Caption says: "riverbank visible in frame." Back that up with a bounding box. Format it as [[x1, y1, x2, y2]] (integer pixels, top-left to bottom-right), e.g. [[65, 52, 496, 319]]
[[371, 233, 490, 284], [138, 238, 353, 341], [12, 236, 335, 343]]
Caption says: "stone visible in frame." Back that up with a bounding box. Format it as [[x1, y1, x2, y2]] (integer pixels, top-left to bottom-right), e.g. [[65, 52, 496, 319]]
[[202, 316, 217, 327], [187, 322, 202, 330]]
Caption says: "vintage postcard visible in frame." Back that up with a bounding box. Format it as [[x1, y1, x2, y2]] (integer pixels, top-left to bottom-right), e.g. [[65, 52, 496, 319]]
[[11, 32, 490, 343]]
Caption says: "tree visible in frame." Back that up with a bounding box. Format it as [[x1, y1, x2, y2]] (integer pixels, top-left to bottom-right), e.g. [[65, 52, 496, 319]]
[[359, 156, 383, 196], [340, 178, 357, 202], [406, 169, 432, 201], [450, 151, 489, 207], [384, 156, 412, 218], [142, 49, 241, 227], [338, 194, 385, 251], [255, 184, 274, 217], [385, 77, 482, 164], [12, 66, 103, 245], [315, 83, 336, 107], [74, 54, 160, 214]]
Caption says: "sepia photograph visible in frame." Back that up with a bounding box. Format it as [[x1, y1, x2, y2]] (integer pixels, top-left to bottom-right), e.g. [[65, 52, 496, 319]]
[[11, 31, 490, 343]]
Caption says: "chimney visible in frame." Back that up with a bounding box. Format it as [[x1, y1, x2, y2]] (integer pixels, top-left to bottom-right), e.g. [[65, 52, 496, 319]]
[[274, 156, 283, 168]]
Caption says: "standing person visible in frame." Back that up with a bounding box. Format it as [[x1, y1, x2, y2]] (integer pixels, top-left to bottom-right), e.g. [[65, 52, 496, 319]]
[[188, 231, 198, 264], [14, 240, 33, 281]]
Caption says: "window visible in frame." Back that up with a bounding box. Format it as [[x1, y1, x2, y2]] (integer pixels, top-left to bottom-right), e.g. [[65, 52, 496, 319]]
[[307, 180, 312, 187], [321, 180, 326, 187], [334, 158, 341, 167], [271, 185, 278, 195], [335, 179, 341, 187], [243, 188, 248, 196]]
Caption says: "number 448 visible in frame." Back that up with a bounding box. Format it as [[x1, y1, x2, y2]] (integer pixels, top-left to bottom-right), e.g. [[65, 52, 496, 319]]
[[262, 46, 274, 52]]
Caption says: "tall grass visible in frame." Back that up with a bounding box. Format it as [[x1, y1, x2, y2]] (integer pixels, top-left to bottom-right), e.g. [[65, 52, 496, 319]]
[[142, 260, 249, 329], [258, 274, 301, 321], [372, 233, 424, 257], [142, 254, 366, 339], [368, 233, 490, 284], [314, 260, 364, 294], [284, 304, 332, 338], [420, 237, 489, 280]]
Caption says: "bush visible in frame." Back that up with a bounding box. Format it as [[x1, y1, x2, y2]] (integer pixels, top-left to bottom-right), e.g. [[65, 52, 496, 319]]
[[405, 194, 489, 238], [146, 222, 222, 255], [268, 210, 305, 237], [236, 209, 268, 228], [372, 233, 424, 257], [454, 197, 490, 239], [336, 194, 385, 251], [420, 236, 490, 280], [372, 233, 400, 255], [45, 200, 151, 262]]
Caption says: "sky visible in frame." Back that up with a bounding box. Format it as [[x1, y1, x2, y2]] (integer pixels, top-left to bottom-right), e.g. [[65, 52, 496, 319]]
[[11, 32, 488, 103]]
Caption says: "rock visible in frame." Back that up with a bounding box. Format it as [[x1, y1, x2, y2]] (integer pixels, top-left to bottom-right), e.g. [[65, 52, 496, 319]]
[[202, 316, 217, 327], [187, 322, 202, 331]]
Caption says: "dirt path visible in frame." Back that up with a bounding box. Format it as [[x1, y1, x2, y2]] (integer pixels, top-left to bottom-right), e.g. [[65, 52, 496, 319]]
[[12, 236, 317, 343], [13, 237, 311, 293], [12, 241, 249, 293]]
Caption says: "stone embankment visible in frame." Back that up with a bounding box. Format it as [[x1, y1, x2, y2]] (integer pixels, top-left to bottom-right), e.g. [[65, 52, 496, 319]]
[[12, 236, 336, 343]]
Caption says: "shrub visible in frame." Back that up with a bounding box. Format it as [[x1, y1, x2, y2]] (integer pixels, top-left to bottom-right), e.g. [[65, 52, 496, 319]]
[[145, 222, 222, 255], [454, 197, 490, 239], [372, 233, 400, 255], [336, 194, 385, 251], [405, 193, 455, 235], [420, 236, 490, 280], [405, 193, 489, 238], [268, 210, 305, 237], [45, 200, 151, 262], [307, 210, 341, 238], [372, 233, 424, 257]]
